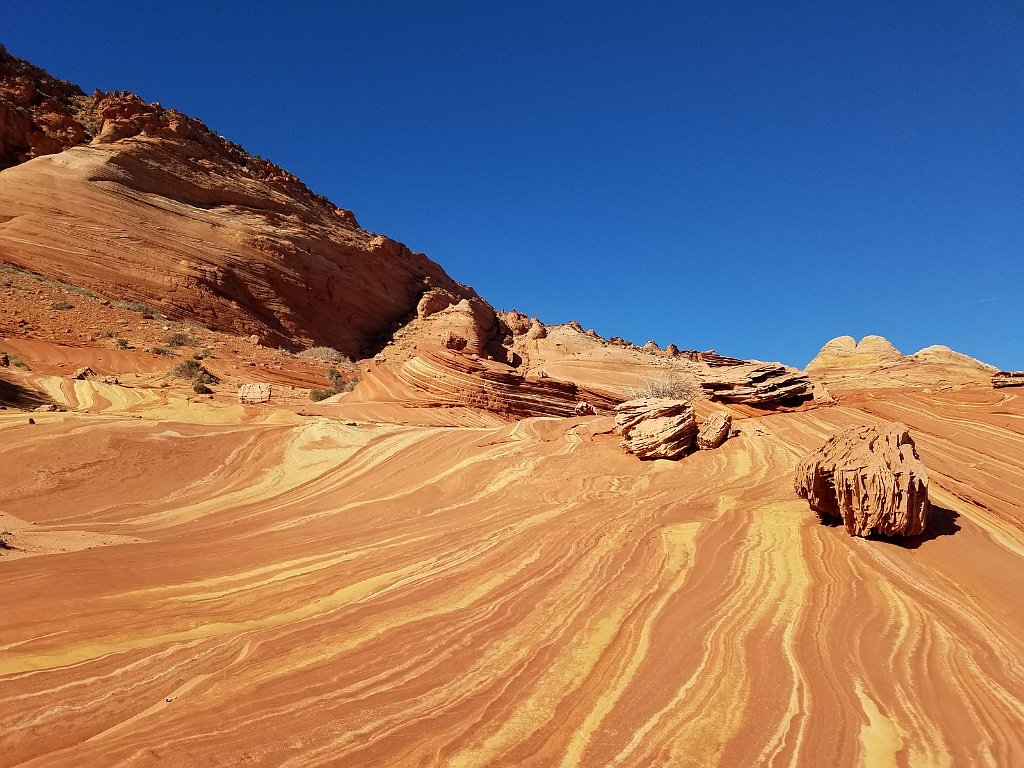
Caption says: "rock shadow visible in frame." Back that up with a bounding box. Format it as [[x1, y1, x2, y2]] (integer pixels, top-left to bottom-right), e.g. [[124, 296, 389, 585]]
[[873, 505, 961, 550], [0, 377, 52, 409], [814, 504, 961, 549]]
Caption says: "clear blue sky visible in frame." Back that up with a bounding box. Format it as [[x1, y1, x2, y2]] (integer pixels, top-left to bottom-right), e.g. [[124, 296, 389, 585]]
[[5, 1, 1023, 368]]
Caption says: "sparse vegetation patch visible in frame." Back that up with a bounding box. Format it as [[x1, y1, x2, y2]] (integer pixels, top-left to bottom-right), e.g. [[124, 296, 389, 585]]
[[298, 346, 353, 366], [170, 359, 219, 386], [626, 374, 703, 401]]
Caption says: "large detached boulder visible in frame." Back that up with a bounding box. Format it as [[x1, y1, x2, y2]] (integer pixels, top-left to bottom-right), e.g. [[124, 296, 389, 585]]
[[615, 398, 697, 460], [696, 412, 732, 450], [794, 422, 930, 537]]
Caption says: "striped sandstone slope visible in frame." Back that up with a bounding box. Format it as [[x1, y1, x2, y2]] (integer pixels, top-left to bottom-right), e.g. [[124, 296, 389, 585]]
[[1, 385, 1022, 766]]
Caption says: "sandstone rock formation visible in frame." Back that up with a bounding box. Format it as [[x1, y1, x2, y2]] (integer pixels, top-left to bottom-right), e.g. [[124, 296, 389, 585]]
[[573, 400, 596, 416], [696, 412, 732, 450], [615, 398, 697, 460], [992, 371, 1024, 388], [347, 351, 620, 420], [794, 422, 930, 537], [912, 345, 996, 371], [237, 383, 272, 404], [806, 335, 903, 369], [442, 331, 468, 351], [0, 48, 479, 358], [701, 363, 813, 408], [417, 288, 458, 320], [71, 366, 94, 380]]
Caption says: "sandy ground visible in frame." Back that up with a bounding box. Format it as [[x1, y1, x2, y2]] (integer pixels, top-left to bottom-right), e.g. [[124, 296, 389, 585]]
[[1, 379, 1022, 766]]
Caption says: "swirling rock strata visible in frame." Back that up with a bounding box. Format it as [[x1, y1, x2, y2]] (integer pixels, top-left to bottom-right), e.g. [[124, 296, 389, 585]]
[[794, 422, 930, 537], [615, 398, 697, 459], [0, 47, 478, 358]]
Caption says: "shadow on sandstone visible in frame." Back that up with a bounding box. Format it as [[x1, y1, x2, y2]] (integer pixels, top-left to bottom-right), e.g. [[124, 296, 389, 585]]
[[815, 505, 961, 550]]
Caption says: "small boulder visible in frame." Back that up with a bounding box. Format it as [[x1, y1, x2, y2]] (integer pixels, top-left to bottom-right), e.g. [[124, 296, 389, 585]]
[[526, 322, 547, 340], [34, 404, 58, 412], [794, 422, 930, 537], [697, 412, 732, 450], [237, 383, 272, 404], [71, 366, 95, 380], [574, 401, 596, 416], [442, 331, 468, 351], [615, 398, 697, 460], [0, 353, 8, 367]]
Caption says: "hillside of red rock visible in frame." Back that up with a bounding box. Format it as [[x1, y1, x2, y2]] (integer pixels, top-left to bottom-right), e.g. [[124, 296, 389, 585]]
[[0, 45, 477, 359]]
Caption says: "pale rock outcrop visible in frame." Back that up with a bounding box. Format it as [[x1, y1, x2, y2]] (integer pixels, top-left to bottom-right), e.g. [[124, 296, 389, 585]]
[[993, 371, 1024, 389], [696, 412, 732, 450], [417, 288, 458, 320], [526, 322, 547, 340], [911, 345, 995, 371], [794, 422, 930, 537], [615, 398, 697, 460], [237, 383, 272, 404], [807, 335, 902, 369]]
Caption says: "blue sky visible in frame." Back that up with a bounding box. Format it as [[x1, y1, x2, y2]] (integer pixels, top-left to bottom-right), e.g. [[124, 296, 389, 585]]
[[5, 1, 1023, 368]]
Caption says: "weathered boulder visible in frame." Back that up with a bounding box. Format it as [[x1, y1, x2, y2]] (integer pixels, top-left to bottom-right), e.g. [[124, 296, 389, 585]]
[[794, 422, 930, 538], [71, 366, 94, 380], [574, 400, 595, 416], [0, 352, 8, 367], [442, 331, 468, 351], [615, 398, 697, 460], [696, 412, 732, 450], [993, 371, 1024, 389], [237, 383, 272, 404], [526, 322, 547, 340]]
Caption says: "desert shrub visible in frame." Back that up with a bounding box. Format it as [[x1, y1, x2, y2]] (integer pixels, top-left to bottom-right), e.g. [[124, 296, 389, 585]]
[[166, 332, 194, 347], [626, 374, 703, 401], [100, 329, 118, 338], [309, 388, 333, 402], [170, 359, 219, 385], [116, 301, 160, 319], [149, 346, 172, 356], [8, 354, 28, 370], [192, 382, 213, 394], [114, 338, 129, 350], [51, 301, 73, 310], [298, 346, 352, 365]]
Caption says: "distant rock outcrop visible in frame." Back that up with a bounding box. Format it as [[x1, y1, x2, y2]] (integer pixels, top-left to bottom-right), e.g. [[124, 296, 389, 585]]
[[615, 398, 697, 460], [806, 335, 903, 369], [993, 371, 1024, 388], [696, 412, 732, 450], [701, 363, 813, 408], [794, 422, 930, 537], [912, 345, 995, 371]]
